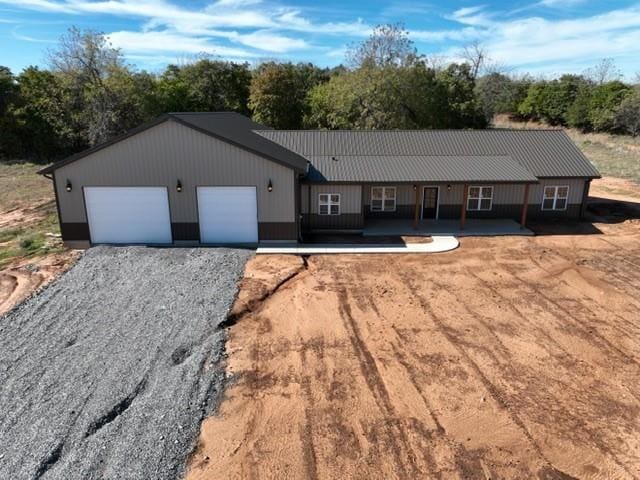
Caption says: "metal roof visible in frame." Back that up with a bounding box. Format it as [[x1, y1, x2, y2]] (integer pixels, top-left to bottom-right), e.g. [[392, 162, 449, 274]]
[[39, 113, 308, 175], [304, 155, 538, 183], [255, 129, 600, 182]]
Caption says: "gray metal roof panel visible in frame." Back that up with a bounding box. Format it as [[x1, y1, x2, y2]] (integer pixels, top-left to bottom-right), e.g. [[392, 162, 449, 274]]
[[305, 155, 538, 183], [169, 113, 307, 171], [255, 129, 600, 181]]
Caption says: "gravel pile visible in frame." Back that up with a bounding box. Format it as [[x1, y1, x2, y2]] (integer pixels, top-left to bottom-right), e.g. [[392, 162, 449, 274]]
[[0, 246, 252, 480]]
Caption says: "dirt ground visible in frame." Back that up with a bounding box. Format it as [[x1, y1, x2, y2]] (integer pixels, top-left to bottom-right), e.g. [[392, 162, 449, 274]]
[[188, 218, 640, 479], [0, 250, 79, 316]]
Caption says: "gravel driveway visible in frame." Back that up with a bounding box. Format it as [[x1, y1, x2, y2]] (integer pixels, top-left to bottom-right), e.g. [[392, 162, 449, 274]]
[[0, 246, 251, 480]]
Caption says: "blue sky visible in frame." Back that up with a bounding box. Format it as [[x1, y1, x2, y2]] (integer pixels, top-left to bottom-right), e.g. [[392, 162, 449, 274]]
[[0, 0, 639, 78]]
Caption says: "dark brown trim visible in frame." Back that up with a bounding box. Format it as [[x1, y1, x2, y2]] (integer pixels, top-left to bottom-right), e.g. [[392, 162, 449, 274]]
[[300, 180, 540, 186], [364, 205, 414, 219], [580, 179, 591, 220], [258, 222, 298, 240], [302, 213, 364, 230], [172, 223, 199, 241], [438, 203, 582, 220], [51, 172, 64, 240], [60, 222, 90, 241]]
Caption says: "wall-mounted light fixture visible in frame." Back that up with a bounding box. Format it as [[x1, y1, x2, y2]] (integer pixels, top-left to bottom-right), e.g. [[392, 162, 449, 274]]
[[267, 179, 273, 192], [413, 184, 417, 191], [65, 180, 72, 192], [176, 179, 182, 193], [447, 184, 452, 192]]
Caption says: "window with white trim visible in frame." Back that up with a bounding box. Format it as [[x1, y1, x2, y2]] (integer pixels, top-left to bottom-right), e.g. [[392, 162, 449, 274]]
[[318, 193, 340, 215], [371, 186, 396, 212], [542, 185, 569, 211], [467, 186, 493, 211]]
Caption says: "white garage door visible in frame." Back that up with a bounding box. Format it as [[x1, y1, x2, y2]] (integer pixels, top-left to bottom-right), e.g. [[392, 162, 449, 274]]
[[84, 187, 172, 244], [197, 186, 258, 243]]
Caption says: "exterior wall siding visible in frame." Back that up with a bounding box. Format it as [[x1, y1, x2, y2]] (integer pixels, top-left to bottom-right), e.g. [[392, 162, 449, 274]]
[[304, 179, 587, 229], [54, 120, 297, 241], [301, 184, 363, 230]]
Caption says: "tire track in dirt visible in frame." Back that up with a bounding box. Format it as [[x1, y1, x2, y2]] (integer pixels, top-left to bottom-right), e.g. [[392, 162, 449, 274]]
[[398, 272, 558, 472], [335, 286, 424, 479], [467, 267, 640, 372], [461, 269, 640, 478], [497, 262, 640, 369]]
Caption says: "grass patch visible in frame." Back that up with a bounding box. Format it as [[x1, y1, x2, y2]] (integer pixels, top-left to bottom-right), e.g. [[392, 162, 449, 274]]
[[0, 161, 64, 268], [0, 162, 53, 212], [0, 213, 64, 268]]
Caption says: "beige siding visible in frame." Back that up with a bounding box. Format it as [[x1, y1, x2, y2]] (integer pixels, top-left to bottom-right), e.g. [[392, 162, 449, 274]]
[[433, 179, 585, 205], [302, 184, 362, 214], [55, 120, 296, 223], [361, 184, 415, 206]]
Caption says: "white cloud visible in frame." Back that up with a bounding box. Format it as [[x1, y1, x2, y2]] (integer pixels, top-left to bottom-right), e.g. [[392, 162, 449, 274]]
[[2, 0, 640, 76], [234, 30, 308, 52], [538, 0, 585, 7], [106, 30, 261, 58]]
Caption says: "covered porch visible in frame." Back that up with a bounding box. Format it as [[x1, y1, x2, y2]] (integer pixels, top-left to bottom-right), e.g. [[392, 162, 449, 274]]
[[363, 218, 534, 237]]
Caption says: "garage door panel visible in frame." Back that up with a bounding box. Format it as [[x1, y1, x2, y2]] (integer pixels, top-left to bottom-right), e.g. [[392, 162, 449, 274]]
[[198, 187, 258, 243], [85, 187, 172, 244]]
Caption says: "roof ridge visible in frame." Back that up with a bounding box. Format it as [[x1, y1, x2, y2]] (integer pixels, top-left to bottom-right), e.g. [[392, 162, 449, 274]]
[[306, 154, 512, 157], [255, 128, 565, 133]]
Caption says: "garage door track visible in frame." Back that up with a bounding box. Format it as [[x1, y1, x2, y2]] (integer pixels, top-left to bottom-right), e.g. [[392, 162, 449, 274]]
[[0, 246, 251, 480]]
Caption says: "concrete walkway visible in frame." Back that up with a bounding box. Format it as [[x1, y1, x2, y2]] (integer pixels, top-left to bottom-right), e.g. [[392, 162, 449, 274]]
[[363, 218, 533, 237], [257, 236, 459, 254]]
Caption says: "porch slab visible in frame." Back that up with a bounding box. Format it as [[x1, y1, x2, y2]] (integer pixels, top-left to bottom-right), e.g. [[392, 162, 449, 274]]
[[363, 218, 534, 237], [257, 236, 459, 254]]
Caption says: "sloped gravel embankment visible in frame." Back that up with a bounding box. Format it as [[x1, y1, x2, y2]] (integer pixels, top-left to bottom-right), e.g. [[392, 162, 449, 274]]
[[0, 246, 251, 480]]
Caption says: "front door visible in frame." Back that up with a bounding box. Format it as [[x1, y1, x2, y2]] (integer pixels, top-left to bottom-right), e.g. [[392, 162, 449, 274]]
[[422, 187, 439, 219]]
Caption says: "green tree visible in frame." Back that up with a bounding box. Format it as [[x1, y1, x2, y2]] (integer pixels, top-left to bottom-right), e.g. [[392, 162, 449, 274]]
[[249, 62, 327, 129], [0, 66, 21, 159], [614, 90, 640, 136], [436, 63, 486, 128], [14, 67, 80, 161], [565, 83, 594, 131], [156, 59, 251, 114], [518, 75, 588, 125], [588, 81, 631, 132], [48, 27, 125, 146], [347, 23, 419, 68], [307, 63, 471, 130], [475, 73, 530, 121]]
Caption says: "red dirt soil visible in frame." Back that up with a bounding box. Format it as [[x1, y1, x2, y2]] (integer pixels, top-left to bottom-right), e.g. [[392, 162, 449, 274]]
[[188, 219, 640, 480], [0, 251, 79, 316]]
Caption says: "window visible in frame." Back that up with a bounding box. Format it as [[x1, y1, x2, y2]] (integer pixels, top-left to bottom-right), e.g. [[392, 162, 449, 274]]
[[318, 193, 340, 215], [542, 185, 569, 211], [467, 186, 493, 211], [371, 187, 396, 212]]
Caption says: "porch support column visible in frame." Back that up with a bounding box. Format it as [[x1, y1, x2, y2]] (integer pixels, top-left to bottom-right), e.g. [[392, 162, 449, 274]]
[[413, 184, 420, 230], [520, 183, 530, 229], [460, 183, 469, 230]]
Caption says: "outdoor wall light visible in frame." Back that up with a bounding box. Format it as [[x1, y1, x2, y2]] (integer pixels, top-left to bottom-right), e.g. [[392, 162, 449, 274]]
[[267, 179, 273, 192], [65, 180, 72, 192], [447, 184, 452, 192], [176, 179, 182, 193], [413, 184, 417, 191]]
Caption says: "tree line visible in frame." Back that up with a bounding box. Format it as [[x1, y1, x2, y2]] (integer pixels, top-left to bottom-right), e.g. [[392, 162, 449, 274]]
[[1, 25, 639, 164]]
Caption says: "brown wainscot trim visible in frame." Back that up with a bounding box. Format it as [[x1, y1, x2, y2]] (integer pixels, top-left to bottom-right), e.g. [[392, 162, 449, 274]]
[[171, 223, 199, 241], [60, 222, 91, 241], [259, 222, 298, 241]]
